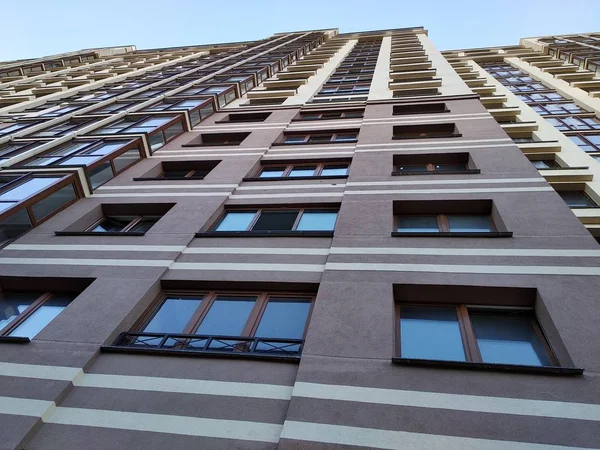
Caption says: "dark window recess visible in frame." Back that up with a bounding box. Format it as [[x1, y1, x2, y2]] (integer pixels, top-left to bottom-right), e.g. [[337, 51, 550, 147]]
[[245, 98, 285, 106], [558, 190, 598, 208], [280, 130, 359, 145], [393, 123, 460, 139], [205, 207, 338, 235], [393, 88, 440, 98], [183, 132, 250, 147], [221, 112, 271, 123], [392, 153, 477, 175], [531, 159, 560, 169], [135, 160, 221, 181], [393, 103, 448, 115], [56, 203, 174, 236], [392, 199, 511, 237], [296, 109, 364, 121], [247, 162, 350, 180], [0, 290, 80, 340], [111, 291, 314, 359]]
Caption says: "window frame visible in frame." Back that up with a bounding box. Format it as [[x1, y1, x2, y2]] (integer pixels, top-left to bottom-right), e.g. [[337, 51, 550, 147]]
[[393, 212, 511, 237], [278, 131, 359, 145], [394, 303, 559, 368], [246, 162, 350, 181], [84, 214, 160, 235]]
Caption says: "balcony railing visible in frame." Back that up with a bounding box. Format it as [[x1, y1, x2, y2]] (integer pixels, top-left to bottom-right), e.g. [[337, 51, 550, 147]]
[[110, 332, 304, 360]]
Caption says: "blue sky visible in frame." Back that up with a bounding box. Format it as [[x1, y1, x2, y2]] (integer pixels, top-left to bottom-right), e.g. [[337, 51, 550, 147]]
[[2, 0, 599, 61]]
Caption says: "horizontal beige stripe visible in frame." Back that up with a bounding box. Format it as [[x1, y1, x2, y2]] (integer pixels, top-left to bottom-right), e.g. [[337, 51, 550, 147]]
[[267, 145, 356, 152], [0, 396, 55, 420], [46, 407, 282, 443], [280, 421, 587, 450], [344, 187, 553, 195], [197, 122, 289, 129], [346, 178, 544, 187], [293, 382, 600, 422], [152, 153, 265, 158], [97, 184, 237, 190], [325, 262, 600, 276], [357, 138, 512, 148], [230, 192, 344, 199], [359, 116, 492, 126], [0, 258, 172, 267], [170, 262, 325, 272], [93, 192, 231, 198], [330, 247, 600, 257], [362, 112, 490, 123], [76, 373, 292, 400], [262, 152, 355, 158], [183, 247, 330, 255], [5, 244, 186, 252], [0, 362, 82, 381], [237, 184, 346, 191], [155, 146, 268, 152], [356, 143, 517, 153]]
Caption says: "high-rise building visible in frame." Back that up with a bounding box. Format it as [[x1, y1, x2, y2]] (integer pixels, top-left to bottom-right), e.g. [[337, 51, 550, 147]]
[[0, 27, 599, 450]]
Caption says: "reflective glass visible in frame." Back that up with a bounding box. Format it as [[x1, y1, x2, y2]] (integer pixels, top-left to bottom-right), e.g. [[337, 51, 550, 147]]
[[31, 184, 76, 221], [288, 167, 317, 177], [0, 292, 40, 331], [89, 163, 114, 189], [397, 215, 439, 232], [143, 296, 203, 333], [149, 132, 166, 152], [130, 217, 159, 233], [0, 208, 32, 246], [215, 211, 257, 231], [9, 294, 73, 339], [471, 312, 551, 366], [91, 216, 133, 232], [255, 298, 311, 339], [253, 211, 298, 231], [400, 306, 466, 361], [447, 215, 492, 232], [113, 149, 140, 173], [321, 166, 349, 176], [296, 211, 337, 231], [0, 177, 60, 202], [197, 296, 256, 335], [558, 191, 596, 207], [259, 167, 286, 178]]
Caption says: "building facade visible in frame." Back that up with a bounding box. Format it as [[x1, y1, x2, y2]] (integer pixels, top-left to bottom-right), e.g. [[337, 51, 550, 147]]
[[0, 27, 599, 449]]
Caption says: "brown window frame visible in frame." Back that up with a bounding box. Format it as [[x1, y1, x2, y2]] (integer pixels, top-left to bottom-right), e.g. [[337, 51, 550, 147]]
[[395, 303, 559, 367], [393, 123, 461, 140], [113, 290, 316, 359], [0, 291, 71, 339], [84, 215, 160, 234], [294, 109, 364, 121], [246, 162, 350, 181], [393, 212, 511, 237], [279, 131, 359, 145]]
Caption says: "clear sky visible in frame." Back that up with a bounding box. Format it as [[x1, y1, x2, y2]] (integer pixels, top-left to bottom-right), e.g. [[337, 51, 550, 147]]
[[2, 0, 599, 61]]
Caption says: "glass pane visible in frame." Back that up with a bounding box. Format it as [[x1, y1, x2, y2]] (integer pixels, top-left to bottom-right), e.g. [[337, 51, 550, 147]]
[[83, 142, 124, 156], [398, 165, 428, 173], [0, 292, 40, 331], [164, 122, 184, 142], [259, 167, 286, 178], [9, 294, 73, 339], [400, 306, 466, 361], [255, 298, 311, 339], [288, 167, 317, 177], [558, 191, 596, 207], [296, 211, 337, 231], [31, 184, 77, 221], [113, 149, 140, 173], [197, 296, 256, 335], [130, 217, 159, 233], [471, 312, 552, 366], [321, 166, 348, 176], [137, 117, 173, 127], [0, 177, 61, 202], [252, 210, 298, 231], [397, 215, 439, 232], [447, 215, 492, 232], [149, 132, 166, 152], [90, 216, 133, 232], [59, 156, 102, 166], [215, 211, 257, 231], [435, 164, 467, 172], [89, 162, 114, 189], [284, 136, 306, 144], [143, 296, 203, 333], [0, 208, 33, 246]]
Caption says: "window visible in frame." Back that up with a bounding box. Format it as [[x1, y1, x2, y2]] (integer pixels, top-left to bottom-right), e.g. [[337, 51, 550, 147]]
[[558, 190, 598, 208], [393, 103, 448, 115], [56, 203, 174, 236], [568, 134, 600, 153], [145, 98, 215, 126], [531, 103, 586, 116], [296, 109, 364, 121], [317, 84, 371, 96], [220, 112, 271, 123], [24, 119, 95, 138], [546, 116, 600, 131], [183, 132, 250, 147], [531, 159, 560, 169], [249, 162, 350, 180], [113, 290, 314, 358], [393, 123, 460, 139], [209, 208, 338, 234], [134, 160, 221, 181], [393, 200, 509, 237], [281, 130, 359, 145], [0, 173, 81, 247], [397, 304, 556, 367], [0, 291, 78, 340], [392, 153, 475, 175], [393, 88, 440, 98]]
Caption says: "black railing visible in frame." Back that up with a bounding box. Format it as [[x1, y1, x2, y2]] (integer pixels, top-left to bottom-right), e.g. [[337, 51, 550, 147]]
[[112, 332, 304, 358]]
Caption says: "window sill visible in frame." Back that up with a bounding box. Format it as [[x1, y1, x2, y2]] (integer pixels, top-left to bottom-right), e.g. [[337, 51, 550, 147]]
[[567, 206, 600, 209], [182, 143, 242, 148], [392, 357, 583, 376], [243, 175, 348, 182], [391, 169, 480, 176], [271, 141, 357, 147], [55, 231, 146, 237], [291, 117, 364, 122], [393, 108, 450, 116], [392, 133, 462, 140], [133, 177, 206, 181], [102, 345, 300, 362], [0, 336, 30, 344], [196, 231, 334, 238], [537, 167, 589, 171], [392, 231, 513, 238]]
